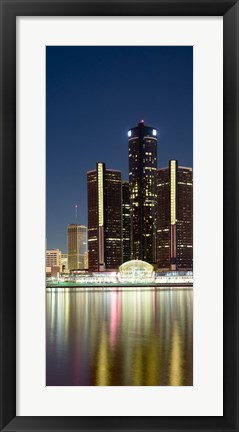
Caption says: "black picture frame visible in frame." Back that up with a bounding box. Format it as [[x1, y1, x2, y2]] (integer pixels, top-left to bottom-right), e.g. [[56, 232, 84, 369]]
[[0, 0, 238, 431]]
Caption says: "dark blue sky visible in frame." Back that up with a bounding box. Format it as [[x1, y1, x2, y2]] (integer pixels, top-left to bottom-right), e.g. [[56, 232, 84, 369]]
[[46, 46, 193, 252]]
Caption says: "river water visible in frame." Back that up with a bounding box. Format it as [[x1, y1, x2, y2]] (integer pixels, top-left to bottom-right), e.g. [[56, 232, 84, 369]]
[[46, 288, 193, 386]]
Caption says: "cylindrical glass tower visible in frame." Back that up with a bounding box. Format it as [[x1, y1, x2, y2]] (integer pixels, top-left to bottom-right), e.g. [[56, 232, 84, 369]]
[[128, 121, 158, 264]]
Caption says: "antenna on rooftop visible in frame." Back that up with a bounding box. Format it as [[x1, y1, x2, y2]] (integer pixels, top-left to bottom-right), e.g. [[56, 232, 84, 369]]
[[74, 204, 79, 222]]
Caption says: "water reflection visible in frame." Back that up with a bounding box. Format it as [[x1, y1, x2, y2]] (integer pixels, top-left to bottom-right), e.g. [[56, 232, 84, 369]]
[[46, 289, 193, 386]]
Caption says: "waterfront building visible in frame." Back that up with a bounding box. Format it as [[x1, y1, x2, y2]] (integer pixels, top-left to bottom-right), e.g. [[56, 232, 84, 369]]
[[118, 259, 154, 284], [122, 181, 130, 262], [67, 224, 87, 270], [46, 266, 60, 278], [87, 162, 122, 271], [128, 120, 157, 264], [46, 248, 62, 272], [157, 160, 193, 271]]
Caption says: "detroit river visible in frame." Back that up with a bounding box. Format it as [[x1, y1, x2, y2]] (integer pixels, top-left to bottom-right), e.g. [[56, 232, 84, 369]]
[[46, 289, 193, 386]]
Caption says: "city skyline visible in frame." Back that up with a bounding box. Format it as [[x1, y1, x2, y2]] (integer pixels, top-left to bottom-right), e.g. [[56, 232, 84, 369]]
[[46, 153, 193, 263], [47, 46, 193, 252], [47, 153, 193, 271]]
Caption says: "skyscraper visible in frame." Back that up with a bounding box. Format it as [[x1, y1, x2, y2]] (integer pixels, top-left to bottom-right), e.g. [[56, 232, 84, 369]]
[[122, 181, 130, 263], [157, 160, 193, 271], [87, 162, 122, 271], [177, 165, 193, 270], [128, 121, 157, 264], [67, 224, 87, 270]]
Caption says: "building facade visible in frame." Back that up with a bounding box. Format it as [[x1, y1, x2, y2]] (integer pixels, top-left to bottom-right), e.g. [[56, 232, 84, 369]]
[[177, 165, 193, 270], [61, 253, 68, 272], [46, 249, 62, 271], [87, 162, 122, 271], [128, 121, 157, 264], [67, 224, 87, 270], [83, 251, 88, 269], [122, 181, 131, 263], [156, 167, 170, 270], [157, 160, 193, 271]]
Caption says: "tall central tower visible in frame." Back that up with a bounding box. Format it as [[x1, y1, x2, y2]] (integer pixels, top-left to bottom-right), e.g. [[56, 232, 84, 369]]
[[128, 121, 158, 264]]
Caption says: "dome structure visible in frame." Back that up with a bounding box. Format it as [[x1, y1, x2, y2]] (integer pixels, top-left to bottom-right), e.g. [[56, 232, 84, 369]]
[[118, 260, 154, 284]]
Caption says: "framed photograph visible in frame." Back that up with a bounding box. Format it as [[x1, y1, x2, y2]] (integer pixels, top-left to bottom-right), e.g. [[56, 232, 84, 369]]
[[0, 0, 238, 431], [45, 45, 194, 388]]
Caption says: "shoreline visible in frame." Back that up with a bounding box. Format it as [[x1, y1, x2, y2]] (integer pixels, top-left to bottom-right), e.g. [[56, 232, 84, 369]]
[[46, 283, 193, 290]]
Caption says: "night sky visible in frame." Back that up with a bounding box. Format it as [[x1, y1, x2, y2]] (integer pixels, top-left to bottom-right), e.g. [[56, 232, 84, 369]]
[[46, 46, 193, 252]]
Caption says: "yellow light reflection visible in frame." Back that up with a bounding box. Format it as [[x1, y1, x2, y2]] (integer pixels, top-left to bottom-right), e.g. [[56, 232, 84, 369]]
[[132, 347, 143, 386], [96, 325, 110, 386], [169, 321, 182, 386], [146, 338, 160, 386]]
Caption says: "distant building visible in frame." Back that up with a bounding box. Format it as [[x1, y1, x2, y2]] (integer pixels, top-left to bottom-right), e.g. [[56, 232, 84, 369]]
[[84, 251, 88, 269], [122, 181, 130, 262], [46, 249, 62, 272], [61, 253, 68, 272], [128, 121, 157, 264], [157, 160, 193, 271], [46, 266, 60, 278], [67, 224, 87, 270], [87, 162, 122, 271]]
